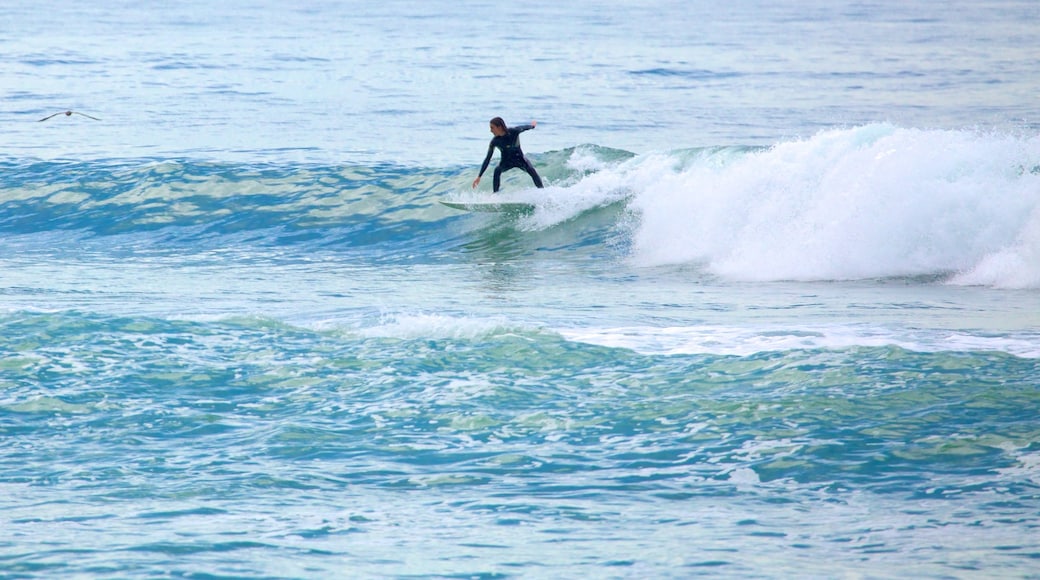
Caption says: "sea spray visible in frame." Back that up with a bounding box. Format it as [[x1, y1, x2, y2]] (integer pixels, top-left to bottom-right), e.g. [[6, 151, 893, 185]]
[[620, 125, 1040, 285]]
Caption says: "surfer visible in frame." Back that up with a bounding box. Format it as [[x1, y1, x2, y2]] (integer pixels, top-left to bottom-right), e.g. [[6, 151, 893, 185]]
[[472, 117, 544, 192]]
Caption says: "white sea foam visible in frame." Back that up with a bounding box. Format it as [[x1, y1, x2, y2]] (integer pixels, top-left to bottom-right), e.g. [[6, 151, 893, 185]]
[[560, 125, 1040, 288], [559, 324, 1040, 358], [357, 312, 525, 340]]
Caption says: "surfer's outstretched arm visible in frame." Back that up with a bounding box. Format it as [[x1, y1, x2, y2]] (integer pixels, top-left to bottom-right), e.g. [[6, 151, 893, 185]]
[[473, 143, 495, 188]]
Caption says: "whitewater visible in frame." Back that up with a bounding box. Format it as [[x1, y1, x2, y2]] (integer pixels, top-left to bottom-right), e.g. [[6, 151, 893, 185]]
[[3, 0, 1040, 578]]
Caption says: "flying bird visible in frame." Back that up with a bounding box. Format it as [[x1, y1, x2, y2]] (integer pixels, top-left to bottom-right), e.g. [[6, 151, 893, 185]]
[[38, 110, 101, 122]]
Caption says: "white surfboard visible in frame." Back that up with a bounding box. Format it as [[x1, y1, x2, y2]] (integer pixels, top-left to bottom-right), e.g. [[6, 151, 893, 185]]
[[440, 200, 536, 213]]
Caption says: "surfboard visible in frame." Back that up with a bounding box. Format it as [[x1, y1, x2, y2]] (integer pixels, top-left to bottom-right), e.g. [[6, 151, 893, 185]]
[[440, 200, 536, 213]]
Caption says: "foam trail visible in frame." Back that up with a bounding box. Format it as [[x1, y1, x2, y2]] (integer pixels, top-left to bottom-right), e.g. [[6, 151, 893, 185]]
[[618, 124, 1040, 286], [444, 146, 639, 229]]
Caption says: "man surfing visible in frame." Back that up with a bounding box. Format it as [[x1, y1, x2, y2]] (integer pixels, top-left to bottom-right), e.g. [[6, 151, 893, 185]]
[[472, 117, 544, 192]]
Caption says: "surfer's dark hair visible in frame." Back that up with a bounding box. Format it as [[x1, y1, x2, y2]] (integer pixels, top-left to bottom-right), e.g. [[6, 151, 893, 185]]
[[489, 117, 506, 129]]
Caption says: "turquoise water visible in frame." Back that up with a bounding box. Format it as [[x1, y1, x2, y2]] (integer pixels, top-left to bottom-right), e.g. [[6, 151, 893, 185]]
[[3, 1, 1040, 578]]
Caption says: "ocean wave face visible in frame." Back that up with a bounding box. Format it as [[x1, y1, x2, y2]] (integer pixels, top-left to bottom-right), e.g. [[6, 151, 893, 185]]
[[4, 127, 1039, 287]]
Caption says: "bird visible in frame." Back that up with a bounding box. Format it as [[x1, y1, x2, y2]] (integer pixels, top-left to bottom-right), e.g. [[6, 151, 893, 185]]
[[38, 110, 101, 122]]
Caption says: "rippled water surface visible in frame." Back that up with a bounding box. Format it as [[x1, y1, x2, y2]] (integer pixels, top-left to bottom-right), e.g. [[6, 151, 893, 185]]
[[3, 1, 1040, 577]]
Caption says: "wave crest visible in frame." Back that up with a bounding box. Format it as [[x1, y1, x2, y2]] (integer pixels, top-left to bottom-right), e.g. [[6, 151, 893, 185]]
[[614, 124, 1040, 287]]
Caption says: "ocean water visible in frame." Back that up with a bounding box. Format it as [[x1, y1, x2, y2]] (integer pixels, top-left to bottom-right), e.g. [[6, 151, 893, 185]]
[[2, 1, 1040, 578]]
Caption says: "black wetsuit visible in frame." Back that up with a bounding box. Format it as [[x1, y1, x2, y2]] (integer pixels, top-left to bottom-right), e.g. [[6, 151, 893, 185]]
[[478, 124, 544, 192]]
